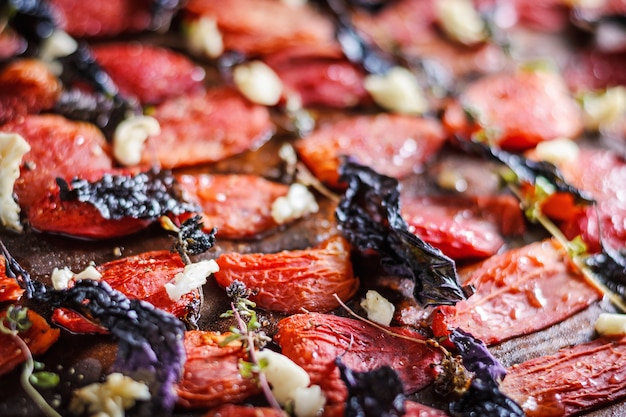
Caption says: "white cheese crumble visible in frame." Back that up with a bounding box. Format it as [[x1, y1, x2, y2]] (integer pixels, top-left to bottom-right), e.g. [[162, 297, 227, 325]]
[[595, 313, 626, 337], [51, 265, 102, 290], [69, 372, 150, 417], [0, 132, 31, 232], [579, 86, 626, 131], [271, 183, 319, 225], [113, 116, 161, 166], [39, 29, 78, 63], [435, 0, 488, 46], [360, 290, 395, 326], [165, 259, 220, 301], [233, 61, 284, 106], [364, 66, 427, 115], [534, 137, 580, 166], [256, 349, 326, 417], [186, 16, 224, 58]]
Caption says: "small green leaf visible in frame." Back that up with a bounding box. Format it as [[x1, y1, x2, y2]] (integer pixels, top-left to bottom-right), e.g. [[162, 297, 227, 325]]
[[29, 372, 60, 389]]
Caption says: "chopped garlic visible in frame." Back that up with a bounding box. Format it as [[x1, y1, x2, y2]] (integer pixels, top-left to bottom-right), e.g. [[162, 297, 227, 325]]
[[39, 29, 78, 62], [0, 133, 31, 232], [360, 290, 395, 326], [113, 116, 161, 166], [165, 260, 219, 301], [436, 0, 487, 45], [186, 16, 224, 58], [51, 265, 102, 290], [580, 86, 626, 131], [69, 372, 150, 417], [233, 61, 283, 106], [271, 183, 319, 225], [256, 349, 326, 417], [534, 137, 580, 166], [364, 66, 427, 115], [595, 313, 626, 337]]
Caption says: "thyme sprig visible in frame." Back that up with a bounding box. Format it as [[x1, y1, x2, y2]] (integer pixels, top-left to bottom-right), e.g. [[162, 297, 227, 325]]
[[0, 305, 61, 417], [220, 281, 281, 413], [160, 215, 217, 265]]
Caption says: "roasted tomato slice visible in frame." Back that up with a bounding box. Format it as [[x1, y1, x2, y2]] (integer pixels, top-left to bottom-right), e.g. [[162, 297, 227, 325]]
[[213, 235, 358, 314], [500, 336, 626, 417], [0, 308, 60, 376], [443, 69, 583, 151], [184, 0, 335, 56], [565, 50, 626, 92], [401, 194, 525, 261], [175, 330, 260, 409], [275, 313, 442, 406], [0, 59, 61, 124], [432, 239, 602, 345], [92, 43, 206, 105], [295, 114, 446, 188], [3, 115, 114, 212], [176, 174, 290, 240], [0, 258, 24, 303], [203, 404, 284, 417], [145, 88, 274, 169], [52, 250, 200, 333]]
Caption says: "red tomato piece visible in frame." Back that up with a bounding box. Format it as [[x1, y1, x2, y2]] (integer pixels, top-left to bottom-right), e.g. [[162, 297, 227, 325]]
[[512, 0, 571, 32], [203, 405, 284, 417], [49, 0, 153, 38], [0, 59, 61, 124], [0, 258, 24, 303], [0, 309, 60, 376], [295, 114, 446, 188], [213, 235, 358, 314], [275, 313, 442, 407], [184, 0, 335, 56], [432, 239, 602, 345], [443, 70, 583, 151], [146, 88, 274, 169], [401, 195, 525, 261], [175, 331, 260, 409], [2, 115, 114, 212], [500, 336, 626, 417], [92, 43, 206, 105], [52, 250, 199, 332], [565, 50, 626, 92], [176, 174, 289, 240]]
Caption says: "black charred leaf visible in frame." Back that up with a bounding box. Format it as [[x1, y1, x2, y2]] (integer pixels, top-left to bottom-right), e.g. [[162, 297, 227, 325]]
[[149, 0, 184, 31], [585, 246, 626, 299], [173, 215, 217, 257], [460, 139, 594, 205], [57, 168, 200, 220], [0, 239, 43, 298], [449, 329, 506, 384], [336, 358, 406, 417], [53, 88, 132, 139], [336, 159, 466, 306], [57, 43, 120, 98], [3, 0, 56, 55], [449, 378, 525, 417]]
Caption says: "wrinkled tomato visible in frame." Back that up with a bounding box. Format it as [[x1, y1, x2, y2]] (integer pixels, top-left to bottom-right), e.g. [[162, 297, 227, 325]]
[[432, 239, 602, 345], [146, 88, 274, 169], [214, 235, 358, 314], [176, 330, 260, 409], [203, 404, 284, 417], [0, 258, 23, 303], [176, 174, 289, 240], [275, 313, 442, 407], [443, 70, 583, 151], [295, 114, 446, 188]]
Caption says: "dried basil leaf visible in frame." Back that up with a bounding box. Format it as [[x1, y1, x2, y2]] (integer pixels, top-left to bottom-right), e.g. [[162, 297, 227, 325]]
[[448, 329, 506, 383], [2, 0, 56, 56], [336, 358, 406, 417], [57, 168, 199, 220], [585, 246, 626, 299], [336, 159, 466, 306]]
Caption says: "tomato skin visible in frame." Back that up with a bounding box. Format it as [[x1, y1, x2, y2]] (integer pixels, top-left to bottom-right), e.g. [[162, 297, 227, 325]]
[[0, 258, 24, 303], [177, 174, 289, 240], [432, 239, 602, 345], [275, 313, 442, 407], [295, 114, 446, 188], [92, 43, 205, 105], [203, 404, 284, 417], [175, 331, 260, 409], [146, 88, 274, 169], [0, 309, 60, 376], [443, 70, 583, 151], [214, 236, 358, 314], [0, 59, 61, 124]]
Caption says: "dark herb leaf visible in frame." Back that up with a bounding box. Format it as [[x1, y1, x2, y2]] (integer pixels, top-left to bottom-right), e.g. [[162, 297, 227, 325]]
[[336, 358, 406, 417], [449, 378, 525, 417], [57, 167, 200, 220], [459, 139, 594, 205], [2, 0, 56, 55], [585, 246, 626, 299], [448, 329, 506, 383], [169, 215, 217, 262], [336, 159, 466, 306], [149, 0, 184, 31]]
